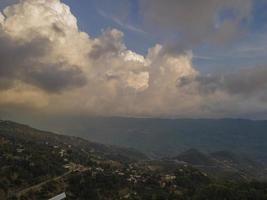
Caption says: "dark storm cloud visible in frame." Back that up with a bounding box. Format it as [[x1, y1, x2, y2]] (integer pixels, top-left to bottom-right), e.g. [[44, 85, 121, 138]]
[[0, 32, 87, 93], [180, 67, 267, 97], [0, 33, 50, 89], [224, 67, 267, 95], [25, 63, 87, 93]]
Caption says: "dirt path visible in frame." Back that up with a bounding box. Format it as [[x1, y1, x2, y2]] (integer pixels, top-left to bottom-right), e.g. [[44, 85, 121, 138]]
[[7, 163, 90, 199], [15, 169, 73, 198]]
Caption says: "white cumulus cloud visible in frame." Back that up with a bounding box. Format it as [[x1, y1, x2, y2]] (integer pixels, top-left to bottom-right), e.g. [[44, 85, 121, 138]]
[[0, 0, 267, 119]]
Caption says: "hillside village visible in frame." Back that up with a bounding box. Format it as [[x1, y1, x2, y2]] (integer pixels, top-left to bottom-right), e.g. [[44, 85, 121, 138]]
[[1, 121, 267, 200]]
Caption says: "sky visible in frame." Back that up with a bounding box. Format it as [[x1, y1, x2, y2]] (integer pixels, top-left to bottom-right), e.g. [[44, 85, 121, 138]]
[[62, 0, 267, 73], [0, 0, 267, 126]]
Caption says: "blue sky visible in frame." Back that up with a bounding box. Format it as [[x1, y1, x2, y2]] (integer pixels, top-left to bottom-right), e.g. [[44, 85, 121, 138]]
[[61, 0, 267, 74], [62, 0, 157, 55]]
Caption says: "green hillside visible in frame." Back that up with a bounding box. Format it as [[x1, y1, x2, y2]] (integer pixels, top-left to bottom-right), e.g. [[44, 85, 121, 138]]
[[1, 120, 267, 200]]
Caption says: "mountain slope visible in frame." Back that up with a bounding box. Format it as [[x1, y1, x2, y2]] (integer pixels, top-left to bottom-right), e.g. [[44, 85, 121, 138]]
[[1, 120, 267, 199], [172, 149, 267, 180], [174, 149, 218, 166], [0, 120, 147, 162]]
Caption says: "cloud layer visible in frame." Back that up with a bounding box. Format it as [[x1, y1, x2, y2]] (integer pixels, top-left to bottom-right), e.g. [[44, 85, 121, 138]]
[[0, 0, 267, 119], [139, 0, 252, 52]]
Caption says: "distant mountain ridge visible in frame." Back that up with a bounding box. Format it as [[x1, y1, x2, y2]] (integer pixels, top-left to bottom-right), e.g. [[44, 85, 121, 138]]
[[59, 117, 267, 161]]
